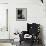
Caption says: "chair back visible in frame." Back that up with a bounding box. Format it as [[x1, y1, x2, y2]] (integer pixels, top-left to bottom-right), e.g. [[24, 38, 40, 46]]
[[27, 23, 40, 36]]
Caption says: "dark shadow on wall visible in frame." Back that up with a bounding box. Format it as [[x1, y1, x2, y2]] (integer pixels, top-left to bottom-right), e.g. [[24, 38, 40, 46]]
[[40, 25, 45, 46]]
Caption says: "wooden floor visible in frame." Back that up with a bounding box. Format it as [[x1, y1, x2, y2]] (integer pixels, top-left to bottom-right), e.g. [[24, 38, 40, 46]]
[[19, 41, 43, 46]]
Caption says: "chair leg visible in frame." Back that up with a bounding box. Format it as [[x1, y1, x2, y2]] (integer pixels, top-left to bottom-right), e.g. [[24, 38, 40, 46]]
[[20, 41, 21, 45], [30, 39, 34, 46]]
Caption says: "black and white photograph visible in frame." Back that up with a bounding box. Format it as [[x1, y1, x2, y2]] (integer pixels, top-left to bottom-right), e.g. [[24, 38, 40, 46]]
[[0, 0, 46, 46], [16, 8, 27, 21]]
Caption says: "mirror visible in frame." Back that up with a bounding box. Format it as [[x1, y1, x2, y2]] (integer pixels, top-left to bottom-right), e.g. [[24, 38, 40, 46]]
[[0, 3, 8, 31]]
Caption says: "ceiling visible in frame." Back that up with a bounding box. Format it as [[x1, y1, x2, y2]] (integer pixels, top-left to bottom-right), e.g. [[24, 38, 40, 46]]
[[0, 0, 8, 3], [0, 0, 46, 4]]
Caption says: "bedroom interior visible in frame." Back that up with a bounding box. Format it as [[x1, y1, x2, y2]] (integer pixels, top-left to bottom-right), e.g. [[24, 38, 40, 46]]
[[0, 0, 46, 46]]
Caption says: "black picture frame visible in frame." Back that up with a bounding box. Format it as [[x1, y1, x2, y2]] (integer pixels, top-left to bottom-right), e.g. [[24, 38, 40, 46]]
[[16, 8, 27, 21]]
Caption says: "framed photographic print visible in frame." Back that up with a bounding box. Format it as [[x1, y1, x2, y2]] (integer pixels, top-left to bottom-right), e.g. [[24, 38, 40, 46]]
[[16, 8, 27, 21]]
